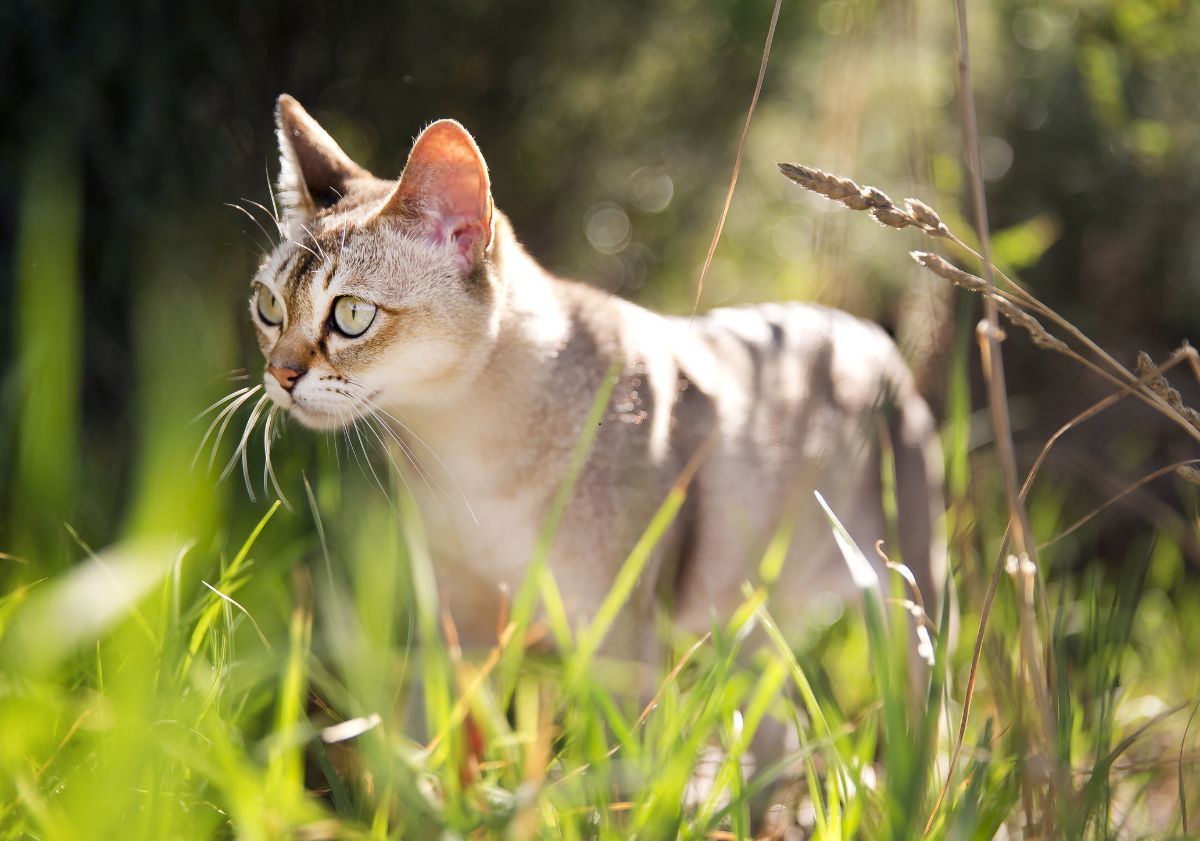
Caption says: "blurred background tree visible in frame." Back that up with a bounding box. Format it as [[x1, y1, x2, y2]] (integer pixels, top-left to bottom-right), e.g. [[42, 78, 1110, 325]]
[[1, 0, 1198, 578]]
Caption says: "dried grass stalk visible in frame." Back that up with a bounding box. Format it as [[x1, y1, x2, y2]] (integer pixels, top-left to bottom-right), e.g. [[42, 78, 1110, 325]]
[[780, 163, 916, 230], [1137, 351, 1200, 434], [1177, 465, 1200, 485], [779, 161, 1200, 449], [778, 163, 871, 210], [904, 198, 951, 237], [910, 252, 1068, 353]]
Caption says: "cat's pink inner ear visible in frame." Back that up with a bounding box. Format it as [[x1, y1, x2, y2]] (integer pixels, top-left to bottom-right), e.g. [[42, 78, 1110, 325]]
[[381, 120, 493, 271]]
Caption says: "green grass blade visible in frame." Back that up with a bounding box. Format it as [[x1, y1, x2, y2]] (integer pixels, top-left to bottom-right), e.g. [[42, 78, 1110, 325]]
[[498, 359, 622, 696]]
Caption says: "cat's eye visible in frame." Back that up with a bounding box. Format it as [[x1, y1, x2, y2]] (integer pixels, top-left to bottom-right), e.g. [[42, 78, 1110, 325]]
[[333, 295, 377, 337], [256, 286, 285, 326]]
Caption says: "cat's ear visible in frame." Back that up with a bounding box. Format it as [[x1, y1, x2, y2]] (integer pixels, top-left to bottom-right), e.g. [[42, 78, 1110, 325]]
[[275, 94, 367, 233], [377, 120, 493, 274]]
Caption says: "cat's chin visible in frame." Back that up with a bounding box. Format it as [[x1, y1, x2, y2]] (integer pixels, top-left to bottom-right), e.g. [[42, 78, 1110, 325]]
[[284, 401, 354, 431]]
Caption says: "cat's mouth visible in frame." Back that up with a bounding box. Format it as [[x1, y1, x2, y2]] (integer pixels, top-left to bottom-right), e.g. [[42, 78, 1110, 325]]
[[263, 371, 384, 431], [265, 387, 358, 431]]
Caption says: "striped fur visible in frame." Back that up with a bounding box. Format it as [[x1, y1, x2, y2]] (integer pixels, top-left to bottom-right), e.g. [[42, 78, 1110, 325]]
[[251, 95, 946, 662]]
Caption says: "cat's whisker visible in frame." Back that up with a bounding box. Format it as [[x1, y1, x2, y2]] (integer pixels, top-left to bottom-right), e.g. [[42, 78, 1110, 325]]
[[192, 385, 254, 425], [207, 390, 260, 474], [261, 406, 271, 499], [354, 399, 447, 518], [240, 396, 273, 499], [219, 393, 270, 499], [202, 368, 250, 390], [220, 393, 267, 497], [291, 239, 320, 261], [236, 402, 271, 502], [238, 198, 284, 245], [364, 410, 433, 507], [265, 163, 283, 233], [325, 417, 341, 468], [262, 404, 291, 509], [327, 188, 348, 251], [338, 408, 368, 483], [301, 224, 327, 261], [337, 383, 436, 492], [361, 413, 413, 501], [350, 415, 390, 500], [193, 396, 246, 472], [195, 385, 262, 473], [361, 395, 477, 524], [242, 198, 284, 243], [224, 202, 276, 256], [338, 378, 472, 520]]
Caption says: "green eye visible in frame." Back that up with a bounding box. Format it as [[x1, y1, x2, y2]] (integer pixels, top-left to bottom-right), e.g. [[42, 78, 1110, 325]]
[[256, 286, 285, 326], [333, 296, 377, 337]]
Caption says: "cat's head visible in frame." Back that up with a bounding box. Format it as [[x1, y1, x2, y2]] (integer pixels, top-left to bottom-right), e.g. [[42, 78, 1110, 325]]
[[249, 95, 501, 430]]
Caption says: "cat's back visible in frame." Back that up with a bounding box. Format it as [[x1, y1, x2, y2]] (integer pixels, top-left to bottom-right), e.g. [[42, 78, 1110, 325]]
[[671, 301, 920, 437], [658, 299, 942, 635]]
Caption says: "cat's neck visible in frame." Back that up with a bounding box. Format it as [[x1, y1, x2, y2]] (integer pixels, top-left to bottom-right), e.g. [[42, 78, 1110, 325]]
[[376, 211, 579, 439]]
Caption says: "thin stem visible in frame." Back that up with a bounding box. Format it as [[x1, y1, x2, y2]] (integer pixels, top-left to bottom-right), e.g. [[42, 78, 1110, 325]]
[[690, 0, 784, 318]]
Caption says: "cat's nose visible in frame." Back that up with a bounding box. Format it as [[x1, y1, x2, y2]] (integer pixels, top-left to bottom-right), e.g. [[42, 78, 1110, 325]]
[[267, 363, 306, 392]]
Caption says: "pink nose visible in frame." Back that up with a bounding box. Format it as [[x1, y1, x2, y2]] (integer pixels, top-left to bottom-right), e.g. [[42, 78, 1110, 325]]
[[268, 364, 304, 391]]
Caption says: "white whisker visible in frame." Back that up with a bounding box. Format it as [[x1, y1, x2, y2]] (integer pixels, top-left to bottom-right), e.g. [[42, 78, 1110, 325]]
[[357, 403, 443, 515], [192, 385, 253, 424], [326, 419, 341, 469], [243, 199, 284, 243], [363, 397, 476, 524], [219, 393, 269, 495], [196, 385, 262, 473], [329, 378, 473, 523], [203, 368, 249, 389], [224, 202, 275, 256], [362, 413, 420, 504], [261, 405, 271, 499], [351, 417, 389, 500], [300, 224, 326, 260], [262, 405, 291, 509], [291, 240, 320, 261], [265, 162, 283, 232], [339, 408, 367, 482]]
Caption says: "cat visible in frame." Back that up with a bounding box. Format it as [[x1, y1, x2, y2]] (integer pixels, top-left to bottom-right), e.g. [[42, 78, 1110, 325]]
[[252, 94, 946, 665]]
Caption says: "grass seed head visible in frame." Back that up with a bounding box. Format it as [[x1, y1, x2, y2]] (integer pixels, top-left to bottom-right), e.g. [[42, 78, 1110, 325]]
[[910, 251, 984, 291], [1137, 351, 1200, 433], [904, 198, 951, 237], [1177, 465, 1200, 485], [778, 162, 871, 210], [911, 252, 1068, 352]]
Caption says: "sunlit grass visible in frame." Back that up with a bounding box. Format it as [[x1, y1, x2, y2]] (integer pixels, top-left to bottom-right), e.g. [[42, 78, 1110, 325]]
[[1, 358, 1197, 839]]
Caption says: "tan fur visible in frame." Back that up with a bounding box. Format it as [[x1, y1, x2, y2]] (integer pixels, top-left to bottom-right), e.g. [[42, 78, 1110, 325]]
[[252, 96, 947, 661]]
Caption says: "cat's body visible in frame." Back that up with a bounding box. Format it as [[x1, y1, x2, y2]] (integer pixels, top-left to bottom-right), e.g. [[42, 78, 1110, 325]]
[[253, 96, 945, 660]]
